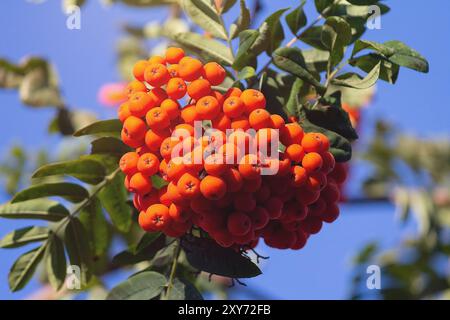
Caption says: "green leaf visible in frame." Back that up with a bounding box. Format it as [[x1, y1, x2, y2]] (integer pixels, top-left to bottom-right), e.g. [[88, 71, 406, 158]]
[[98, 172, 132, 233], [0, 226, 49, 249], [182, 235, 261, 278], [73, 119, 122, 138], [302, 49, 330, 73], [79, 198, 111, 257], [91, 137, 131, 157], [45, 235, 67, 291], [172, 32, 233, 66], [221, 0, 237, 13], [9, 244, 47, 292], [262, 8, 289, 55], [321, 16, 352, 68], [351, 39, 395, 58], [331, 61, 381, 89], [107, 271, 166, 300], [314, 0, 334, 13], [299, 26, 328, 50], [285, 78, 304, 117], [32, 159, 106, 185], [166, 278, 204, 300], [272, 47, 326, 95], [383, 40, 429, 73], [64, 218, 92, 287], [286, 1, 307, 35], [350, 53, 399, 84], [229, 0, 251, 39], [11, 182, 89, 204], [237, 66, 256, 81], [134, 232, 163, 254], [182, 0, 228, 40], [232, 30, 260, 70], [0, 199, 69, 221]]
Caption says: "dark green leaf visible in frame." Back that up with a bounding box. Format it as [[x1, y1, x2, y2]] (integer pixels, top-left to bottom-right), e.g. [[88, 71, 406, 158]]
[[299, 26, 328, 50], [73, 119, 122, 138], [9, 244, 47, 292], [286, 1, 307, 35], [232, 30, 260, 70], [107, 271, 166, 300], [134, 232, 163, 254], [0, 226, 49, 249], [182, 235, 261, 278], [262, 8, 289, 54], [91, 137, 131, 157], [350, 53, 399, 84], [166, 278, 203, 300], [32, 159, 106, 184], [45, 235, 67, 290], [182, 0, 228, 40], [64, 218, 92, 287], [172, 32, 233, 66], [272, 47, 326, 95], [0, 199, 69, 221], [11, 182, 89, 204], [351, 39, 395, 58], [221, 0, 237, 13], [384, 40, 429, 73], [331, 61, 381, 89], [237, 66, 256, 81], [113, 234, 166, 267], [79, 198, 111, 257], [302, 49, 330, 73], [321, 16, 352, 68], [229, 0, 251, 39], [285, 78, 304, 117], [314, 0, 333, 14], [98, 172, 132, 233]]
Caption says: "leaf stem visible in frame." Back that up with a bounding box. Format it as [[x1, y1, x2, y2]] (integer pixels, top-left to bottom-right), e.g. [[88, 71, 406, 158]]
[[164, 240, 181, 300]]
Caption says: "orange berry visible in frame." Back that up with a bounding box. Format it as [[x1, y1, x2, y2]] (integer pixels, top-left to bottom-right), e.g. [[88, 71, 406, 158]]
[[177, 172, 201, 199], [121, 129, 143, 148], [269, 114, 285, 129], [174, 123, 195, 138], [290, 165, 307, 187], [223, 96, 245, 118], [160, 137, 179, 160], [233, 192, 256, 212], [144, 128, 170, 152], [204, 154, 228, 176], [123, 116, 147, 140], [144, 63, 170, 87], [200, 176, 226, 200], [202, 62, 226, 86], [135, 191, 159, 211], [240, 89, 266, 113], [145, 204, 171, 231], [169, 203, 191, 223], [195, 96, 220, 119], [129, 172, 153, 195], [321, 151, 336, 174], [265, 197, 283, 219], [133, 60, 149, 81], [285, 144, 305, 162], [178, 57, 203, 81], [224, 87, 242, 99], [159, 159, 168, 180], [187, 79, 211, 100], [212, 113, 231, 131], [180, 104, 198, 124], [167, 64, 179, 77], [302, 152, 323, 173], [119, 152, 139, 175], [165, 47, 185, 64], [280, 122, 304, 146], [148, 55, 166, 65], [231, 116, 250, 131], [241, 174, 262, 193], [125, 80, 147, 96], [301, 132, 330, 153], [118, 102, 132, 122], [146, 107, 170, 130], [166, 157, 187, 181], [211, 90, 225, 105], [248, 207, 269, 230], [238, 154, 261, 180], [222, 168, 243, 192], [249, 108, 271, 130], [160, 99, 180, 120], [307, 172, 327, 191], [166, 77, 187, 100], [129, 92, 154, 117], [137, 153, 160, 176], [227, 212, 251, 236], [148, 87, 167, 106]]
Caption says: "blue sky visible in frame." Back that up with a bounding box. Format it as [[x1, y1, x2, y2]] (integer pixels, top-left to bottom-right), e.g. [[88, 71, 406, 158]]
[[0, 0, 449, 300]]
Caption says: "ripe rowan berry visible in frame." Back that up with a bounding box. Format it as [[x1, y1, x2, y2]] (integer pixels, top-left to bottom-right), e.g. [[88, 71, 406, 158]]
[[165, 47, 185, 64], [280, 122, 304, 146], [129, 172, 153, 195], [146, 107, 170, 130], [222, 168, 243, 192], [126, 80, 147, 96], [231, 116, 251, 131], [223, 96, 245, 118], [265, 197, 283, 219], [119, 152, 139, 175], [269, 114, 285, 129], [204, 154, 228, 176], [238, 154, 261, 180], [301, 132, 330, 153], [180, 104, 198, 124], [133, 60, 149, 81], [212, 113, 231, 132], [227, 212, 251, 236], [285, 144, 305, 162], [166, 77, 187, 100], [129, 92, 154, 117], [177, 172, 201, 199], [144, 63, 170, 87], [321, 151, 336, 174], [118, 102, 132, 122], [148, 56, 166, 65], [202, 62, 226, 85], [248, 207, 269, 230], [167, 64, 179, 77], [302, 152, 323, 173], [249, 109, 271, 130], [146, 204, 171, 231], [233, 192, 256, 212], [240, 89, 266, 113], [178, 57, 203, 81], [187, 79, 211, 100], [137, 153, 160, 176], [123, 116, 147, 140], [290, 165, 308, 187], [169, 203, 191, 223], [200, 175, 227, 200], [195, 96, 221, 119], [160, 98, 180, 120]]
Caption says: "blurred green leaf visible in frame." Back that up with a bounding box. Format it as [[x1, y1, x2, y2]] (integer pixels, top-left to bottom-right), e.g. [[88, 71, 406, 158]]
[[12, 182, 89, 204], [107, 271, 166, 300], [321, 16, 352, 68], [45, 235, 67, 291], [91, 137, 131, 157], [0, 199, 69, 221], [286, 1, 307, 36], [0, 226, 49, 249], [262, 8, 289, 54], [74, 119, 122, 138], [182, 0, 228, 40], [166, 278, 204, 300], [331, 61, 381, 89], [230, 0, 251, 39]]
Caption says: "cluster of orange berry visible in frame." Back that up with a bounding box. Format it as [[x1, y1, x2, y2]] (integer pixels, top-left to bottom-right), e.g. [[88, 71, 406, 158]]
[[118, 47, 347, 250]]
